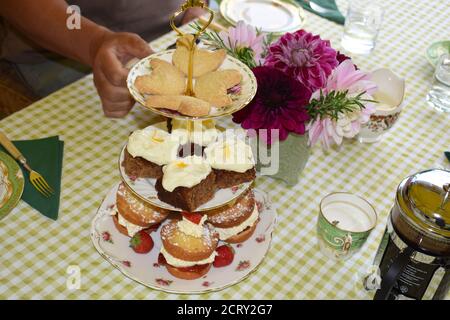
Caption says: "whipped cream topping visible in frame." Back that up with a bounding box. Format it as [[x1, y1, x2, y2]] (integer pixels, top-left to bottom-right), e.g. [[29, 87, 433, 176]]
[[160, 246, 217, 267], [162, 156, 212, 192], [177, 215, 207, 238], [111, 211, 145, 237], [171, 119, 219, 147], [127, 127, 179, 166], [205, 135, 255, 173], [214, 205, 259, 240]]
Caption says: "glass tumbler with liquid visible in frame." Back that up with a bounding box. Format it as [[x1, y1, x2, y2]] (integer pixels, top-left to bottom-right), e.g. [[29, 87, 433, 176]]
[[341, 0, 384, 55], [426, 54, 450, 113]]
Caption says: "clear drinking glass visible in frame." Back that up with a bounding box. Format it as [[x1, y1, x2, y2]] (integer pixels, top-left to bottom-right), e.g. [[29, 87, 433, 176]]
[[341, 0, 384, 55], [426, 53, 450, 113]]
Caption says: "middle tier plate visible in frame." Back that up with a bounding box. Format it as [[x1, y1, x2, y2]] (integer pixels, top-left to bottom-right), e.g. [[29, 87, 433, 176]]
[[119, 145, 253, 212]]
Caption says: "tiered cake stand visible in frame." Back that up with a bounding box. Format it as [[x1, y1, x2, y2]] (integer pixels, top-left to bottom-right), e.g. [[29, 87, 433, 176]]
[[91, 0, 277, 293]]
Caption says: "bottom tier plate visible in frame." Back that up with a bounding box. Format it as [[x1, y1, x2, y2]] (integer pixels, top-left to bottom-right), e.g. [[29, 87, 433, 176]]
[[90, 183, 277, 294]]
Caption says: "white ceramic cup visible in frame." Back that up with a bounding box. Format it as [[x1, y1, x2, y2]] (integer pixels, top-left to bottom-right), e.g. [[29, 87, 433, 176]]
[[358, 68, 405, 143]]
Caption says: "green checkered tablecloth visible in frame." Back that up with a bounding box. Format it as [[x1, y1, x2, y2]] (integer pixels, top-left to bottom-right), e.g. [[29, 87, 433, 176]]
[[1, 0, 449, 299]]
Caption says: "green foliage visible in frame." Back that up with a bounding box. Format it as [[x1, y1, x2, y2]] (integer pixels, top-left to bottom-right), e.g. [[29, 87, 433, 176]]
[[190, 22, 270, 68], [307, 90, 377, 121]]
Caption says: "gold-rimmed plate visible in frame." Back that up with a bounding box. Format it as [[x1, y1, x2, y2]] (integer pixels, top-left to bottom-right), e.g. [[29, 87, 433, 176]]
[[220, 0, 306, 34], [0, 151, 24, 220], [126, 50, 257, 120], [91, 183, 277, 294]]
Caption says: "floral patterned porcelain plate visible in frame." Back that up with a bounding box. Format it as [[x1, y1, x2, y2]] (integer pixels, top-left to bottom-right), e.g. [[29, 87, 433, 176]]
[[91, 183, 277, 294], [126, 50, 257, 120], [0, 151, 24, 220]]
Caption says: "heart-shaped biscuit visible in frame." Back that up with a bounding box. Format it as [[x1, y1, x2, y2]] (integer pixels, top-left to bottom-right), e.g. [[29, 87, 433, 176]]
[[145, 95, 211, 117], [134, 58, 186, 95], [194, 70, 243, 107], [172, 35, 226, 78]]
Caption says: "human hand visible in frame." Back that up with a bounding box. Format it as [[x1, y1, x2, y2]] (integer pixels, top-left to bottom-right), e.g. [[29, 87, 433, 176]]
[[181, 7, 207, 25], [91, 31, 152, 118]]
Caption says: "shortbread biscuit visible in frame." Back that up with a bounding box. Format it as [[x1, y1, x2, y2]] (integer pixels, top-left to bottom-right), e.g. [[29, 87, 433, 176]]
[[134, 58, 186, 95], [178, 96, 211, 117], [172, 35, 226, 78], [145, 95, 183, 111], [194, 70, 243, 107], [145, 95, 211, 117]]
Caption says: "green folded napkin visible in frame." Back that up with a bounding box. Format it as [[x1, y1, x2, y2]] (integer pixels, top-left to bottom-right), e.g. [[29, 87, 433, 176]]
[[445, 151, 450, 162], [0, 136, 64, 220], [295, 0, 345, 25]]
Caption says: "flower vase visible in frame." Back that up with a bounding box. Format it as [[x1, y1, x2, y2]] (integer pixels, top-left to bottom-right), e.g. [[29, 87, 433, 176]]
[[253, 133, 310, 186]]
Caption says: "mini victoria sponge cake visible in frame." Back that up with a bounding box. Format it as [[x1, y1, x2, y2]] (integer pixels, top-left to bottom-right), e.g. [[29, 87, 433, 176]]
[[206, 189, 259, 243], [112, 183, 170, 237], [160, 220, 219, 280]]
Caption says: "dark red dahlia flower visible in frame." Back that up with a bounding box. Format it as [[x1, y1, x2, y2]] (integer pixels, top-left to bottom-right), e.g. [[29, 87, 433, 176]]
[[232, 66, 311, 144], [336, 51, 358, 69]]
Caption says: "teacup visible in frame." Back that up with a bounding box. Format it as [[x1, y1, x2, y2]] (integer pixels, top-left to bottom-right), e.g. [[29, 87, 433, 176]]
[[317, 192, 377, 260], [358, 68, 405, 143]]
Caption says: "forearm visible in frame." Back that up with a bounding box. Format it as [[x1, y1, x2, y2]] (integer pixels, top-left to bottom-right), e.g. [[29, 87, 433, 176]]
[[0, 0, 111, 66]]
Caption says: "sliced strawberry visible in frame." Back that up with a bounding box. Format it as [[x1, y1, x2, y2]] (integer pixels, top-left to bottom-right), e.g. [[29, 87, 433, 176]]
[[213, 245, 235, 268], [146, 223, 161, 233], [159, 252, 209, 273], [129, 231, 154, 254], [181, 212, 203, 225], [176, 263, 210, 273], [158, 253, 167, 265]]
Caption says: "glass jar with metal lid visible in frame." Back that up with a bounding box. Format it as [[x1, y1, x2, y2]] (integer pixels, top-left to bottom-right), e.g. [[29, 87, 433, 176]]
[[373, 169, 450, 300]]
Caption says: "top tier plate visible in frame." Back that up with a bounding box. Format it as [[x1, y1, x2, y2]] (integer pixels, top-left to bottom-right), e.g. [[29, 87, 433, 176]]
[[127, 50, 257, 121]]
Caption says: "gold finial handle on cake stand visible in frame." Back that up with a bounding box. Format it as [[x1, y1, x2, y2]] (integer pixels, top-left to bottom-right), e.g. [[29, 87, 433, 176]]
[[169, 0, 214, 97], [169, 0, 215, 133]]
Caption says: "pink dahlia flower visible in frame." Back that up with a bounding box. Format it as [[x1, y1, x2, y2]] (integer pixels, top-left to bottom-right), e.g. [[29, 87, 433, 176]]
[[264, 30, 338, 92], [232, 66, 311, 144], [307, 60, 378, 149], [219, 20, 265, 65], [313, 59, 377, 98], [307, 106, 375, 149]]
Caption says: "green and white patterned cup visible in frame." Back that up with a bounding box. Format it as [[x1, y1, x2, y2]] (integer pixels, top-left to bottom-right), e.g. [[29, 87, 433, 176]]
[[317, 193, 377, 260]]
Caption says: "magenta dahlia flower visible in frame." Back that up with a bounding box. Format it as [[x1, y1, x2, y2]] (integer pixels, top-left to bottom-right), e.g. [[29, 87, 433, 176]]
[[264, 30, 338, 92], [232, 66, 311, 144]]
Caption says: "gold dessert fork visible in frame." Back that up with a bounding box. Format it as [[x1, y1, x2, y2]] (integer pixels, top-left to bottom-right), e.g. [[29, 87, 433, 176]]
[[0, 130, 54, 197]]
